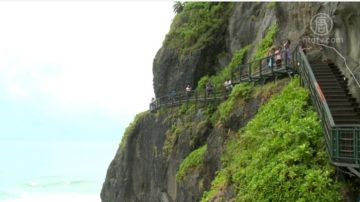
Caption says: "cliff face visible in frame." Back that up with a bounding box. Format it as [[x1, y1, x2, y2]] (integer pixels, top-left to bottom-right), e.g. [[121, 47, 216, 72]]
[[152, 2, 316, 98], [102, 2, 360, 202], [152, 2, 360, 99], [101, 80, 289, 202]]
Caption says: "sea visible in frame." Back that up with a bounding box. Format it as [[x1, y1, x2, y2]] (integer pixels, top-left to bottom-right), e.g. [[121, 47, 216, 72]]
[[0, 140, 118, 202]]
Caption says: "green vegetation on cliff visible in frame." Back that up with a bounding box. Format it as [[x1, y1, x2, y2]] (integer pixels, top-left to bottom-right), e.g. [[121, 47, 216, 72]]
[[252, 23, 278, 61], [201, 78, 342, 202], [119, 111, 148, 151], [211, 76, 289, 124], [162, 102, 214, 156], [164, 2, 233, 56], [197, 45, 250, 90], [217, 83, 253, 122], [176, 144, 207, 182]]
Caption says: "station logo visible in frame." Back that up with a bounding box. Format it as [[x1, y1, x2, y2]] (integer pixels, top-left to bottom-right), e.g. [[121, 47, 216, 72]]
[[310, 13, 333, 36]]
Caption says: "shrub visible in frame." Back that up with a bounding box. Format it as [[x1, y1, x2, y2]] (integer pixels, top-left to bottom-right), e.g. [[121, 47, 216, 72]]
[[197, 45, 250, 91], [203, 77, 343, 202], [217, 83, 253, 122], [176, 144, 207, 182], [252, 23, 278, 61], [119, 111, 148, 151], [164, 2, 234, 56], [163, 124, 183, 155]]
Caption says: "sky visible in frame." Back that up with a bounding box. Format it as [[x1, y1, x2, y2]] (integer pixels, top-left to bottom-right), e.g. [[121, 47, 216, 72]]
[[0, 1, 175, 141]]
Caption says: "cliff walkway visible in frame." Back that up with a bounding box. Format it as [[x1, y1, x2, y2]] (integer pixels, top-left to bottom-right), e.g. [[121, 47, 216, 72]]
[[149, 55, 294, 112], [149, 47, 360, 177]]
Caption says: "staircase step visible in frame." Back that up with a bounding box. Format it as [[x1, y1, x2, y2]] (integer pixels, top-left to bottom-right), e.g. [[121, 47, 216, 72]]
[[317, 74, 344, 79], [312, 68, 333, 72], [333, 118, 360, 123], [314, 72, 343, 76], [340, 147, 354, 153], [325, 95, 354, 99], [321, 90, 348, 94], [333, 117, 360, 121], [331, 112, 360, 118], [318, 82, 348, 88], [312, 67, 338, 71], [330, 108, 357, 112], [332, 109, 360, 114], [331, 105, 359, 110], [321, 86, 348, 92], [312, 70, 341, 74], [320, 86, 346, 90], [315, 76, 344, 83], [328, 64, 338, 68], [327, 99, 358, 104], [311, 65, 332, 69], [326, 101, 353, 105], [334, 120, 360, 124], [340, 138, 354, 141], [332, 116, 360, 121], [321, 85, 345, 90], [328, 105, 357, 113], [327, 101, 357, 106], [318, 80, 347, 86]]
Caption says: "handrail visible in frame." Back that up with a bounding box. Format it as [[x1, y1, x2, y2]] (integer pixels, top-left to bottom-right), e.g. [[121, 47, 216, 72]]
[[296, 46, 335, 126], [310, 42, 360, 88], [296, 46, 360, 174], [152, 51, 295, 112], [231, 51, 293, 84], [150, 88, 230, 112]]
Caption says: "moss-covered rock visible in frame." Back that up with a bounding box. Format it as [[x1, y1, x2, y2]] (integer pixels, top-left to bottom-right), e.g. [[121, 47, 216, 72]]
[[176, 144, 207, 182]]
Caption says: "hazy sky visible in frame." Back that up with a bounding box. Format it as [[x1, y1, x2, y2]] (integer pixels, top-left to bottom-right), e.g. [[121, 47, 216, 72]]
[[0, 1, 174, 141]]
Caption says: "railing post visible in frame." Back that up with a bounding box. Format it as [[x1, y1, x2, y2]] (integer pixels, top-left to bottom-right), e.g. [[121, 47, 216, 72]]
[[239, 65, 242, 82], [248, 63, 252, 81], [356, 129, 360, 164], [259, 59, 262, 81], [334, 129, 339, 161], [195, 91, 198, 106]]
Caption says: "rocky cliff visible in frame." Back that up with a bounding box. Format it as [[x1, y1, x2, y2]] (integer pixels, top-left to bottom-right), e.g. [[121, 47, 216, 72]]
[[101, 2, 360, 202]]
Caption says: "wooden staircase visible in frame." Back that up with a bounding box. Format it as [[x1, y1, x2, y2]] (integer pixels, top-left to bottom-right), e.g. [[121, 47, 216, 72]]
[[311, 63, 360, 125]]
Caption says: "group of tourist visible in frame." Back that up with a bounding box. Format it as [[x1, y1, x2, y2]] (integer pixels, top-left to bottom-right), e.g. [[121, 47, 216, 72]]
[[266, 39, 292, 69]]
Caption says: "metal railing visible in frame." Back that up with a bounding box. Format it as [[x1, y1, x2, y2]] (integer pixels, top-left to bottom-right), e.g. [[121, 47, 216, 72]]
[[310, 42, 360, 88], [295, 47, 360, 172], [149, 45, 360, 176], [149, 88, 231, 112], [150, 51, 295, 112], [150, 49, 296, 112], [231, 51, 293, 84]]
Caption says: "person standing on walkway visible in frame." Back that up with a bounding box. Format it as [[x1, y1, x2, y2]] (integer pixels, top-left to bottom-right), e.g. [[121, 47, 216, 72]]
[[282, 39, 291, 65], [150, 97, 155, 111], [186, 84, 192, 97], [267, 48, 275, 69], [275, 46, 282, 68], [206, 82, 213, 97]]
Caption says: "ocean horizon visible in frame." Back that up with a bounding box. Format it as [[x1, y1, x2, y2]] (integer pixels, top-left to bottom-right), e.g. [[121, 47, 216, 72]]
[[0, 140, 118, 202]]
